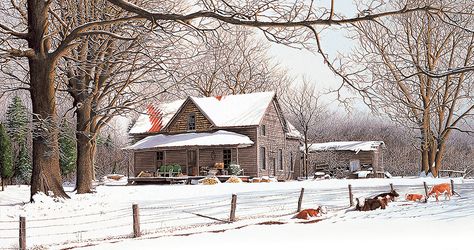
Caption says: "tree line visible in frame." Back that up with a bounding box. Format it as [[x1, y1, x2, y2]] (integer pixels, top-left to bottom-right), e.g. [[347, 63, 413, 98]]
[[0, 0, 472, 200]]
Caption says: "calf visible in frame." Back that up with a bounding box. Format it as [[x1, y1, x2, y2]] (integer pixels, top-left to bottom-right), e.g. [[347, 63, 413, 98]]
[[405, 193, 425, 202], [356, 197, 388, 211], [373, 190, 400, 202], [294, 206, 328, 220]]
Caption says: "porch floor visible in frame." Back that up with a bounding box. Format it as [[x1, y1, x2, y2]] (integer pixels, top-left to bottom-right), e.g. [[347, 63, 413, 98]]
[[127, 175, 250, 185]]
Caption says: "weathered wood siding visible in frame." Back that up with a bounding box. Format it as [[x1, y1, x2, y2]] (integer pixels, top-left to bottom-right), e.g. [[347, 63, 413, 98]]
[[224, 127, 259, 177], [167, 100, 213, 133], [165, 149, 188, 173], [257, 100, 294, 180], [133, 151, 156, 176]]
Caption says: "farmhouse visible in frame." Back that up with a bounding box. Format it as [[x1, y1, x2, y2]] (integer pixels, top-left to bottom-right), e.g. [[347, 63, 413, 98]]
[[305, 141, 385, 178], [126, 92, 302, 181]]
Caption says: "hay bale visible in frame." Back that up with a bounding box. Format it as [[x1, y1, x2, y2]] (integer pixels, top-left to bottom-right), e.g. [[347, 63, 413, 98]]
[[200, 176, 221, 185], [225, 176, 243, 183]]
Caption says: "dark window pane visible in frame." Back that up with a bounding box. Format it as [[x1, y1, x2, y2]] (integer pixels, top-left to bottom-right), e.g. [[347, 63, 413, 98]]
[[223, 149, 231, 168], [260, 147, 266, 169], [187, 113, 196, 130]]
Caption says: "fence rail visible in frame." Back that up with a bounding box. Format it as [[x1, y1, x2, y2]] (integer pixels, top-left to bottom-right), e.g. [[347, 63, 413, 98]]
[[0, 180, 460, 249]]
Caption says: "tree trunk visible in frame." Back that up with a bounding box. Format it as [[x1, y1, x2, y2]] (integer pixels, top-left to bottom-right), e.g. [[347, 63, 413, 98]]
[[27, 1, 68, 200], [75, 101, 95, 194], [29, 58, 68, 200]]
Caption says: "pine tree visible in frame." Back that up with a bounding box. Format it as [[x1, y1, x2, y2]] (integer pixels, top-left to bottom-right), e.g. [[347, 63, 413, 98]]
[[0, 124, 14, 191], [59, 121, 77, 176], [6, 96, 29, 144], [17, 143, 32, 184], [5, 96, 30, 183]]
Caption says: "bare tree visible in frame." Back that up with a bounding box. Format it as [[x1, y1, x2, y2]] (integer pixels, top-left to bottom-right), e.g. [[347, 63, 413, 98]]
[[345, 1, 474, 176], [281, 80, 327, 178], [173, 27, 290, 97], [0, 0, 444, 199]]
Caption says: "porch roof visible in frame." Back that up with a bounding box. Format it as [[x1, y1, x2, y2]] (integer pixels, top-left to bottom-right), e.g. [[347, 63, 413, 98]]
[[125, 130, 254, 150], [305, 141, 385, 154]]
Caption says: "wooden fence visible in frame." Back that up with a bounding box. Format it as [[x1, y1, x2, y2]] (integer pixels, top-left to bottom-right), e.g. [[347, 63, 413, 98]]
[[0, 180, 459, 250]]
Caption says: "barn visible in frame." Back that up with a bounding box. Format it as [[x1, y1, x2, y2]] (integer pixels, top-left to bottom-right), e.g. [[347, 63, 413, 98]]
[[305, 141, 385, 178], [126, 92, 303, 181]]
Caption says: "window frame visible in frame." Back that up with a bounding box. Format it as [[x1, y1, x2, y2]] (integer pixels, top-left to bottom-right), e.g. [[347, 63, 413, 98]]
[[156, 151, 164, 161], [260, 125, 266, 136], [278, 149, 283, 171], [223, 149, 232, 169], [289, 152, 294, 172], [187, 112, 196, 131], [260, 146, 266, 170]]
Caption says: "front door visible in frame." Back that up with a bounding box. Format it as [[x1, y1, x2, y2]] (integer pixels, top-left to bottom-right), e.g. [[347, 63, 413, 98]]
[[187, 150, 197, 176]]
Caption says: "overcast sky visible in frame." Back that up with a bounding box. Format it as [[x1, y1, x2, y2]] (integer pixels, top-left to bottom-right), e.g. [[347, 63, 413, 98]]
[[266, 1, 368, 113]]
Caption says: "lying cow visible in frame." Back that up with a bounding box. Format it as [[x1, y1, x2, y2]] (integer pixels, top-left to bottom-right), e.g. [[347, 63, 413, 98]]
[[405, 193, 425, 202], [294, 206, 328, 220], [373, 190, 399, 202], [355, 197, 388, 211]]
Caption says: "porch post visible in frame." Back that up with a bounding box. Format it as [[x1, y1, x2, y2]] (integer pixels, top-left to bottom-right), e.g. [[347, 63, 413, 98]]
[[236, 147, 239, 165], [197, 148, 200, 176]]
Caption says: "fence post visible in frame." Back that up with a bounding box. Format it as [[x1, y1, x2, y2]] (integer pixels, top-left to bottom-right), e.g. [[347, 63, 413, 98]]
[[450, 179, 455, 194], [19, 216, 25, 250], [230, 194, 237, 222], [348, 184, 353, 207], [132, 204, 141, 238], [390, 183, 394, 192], [423, 182, 429, 199], [297, 188, 305, 212]]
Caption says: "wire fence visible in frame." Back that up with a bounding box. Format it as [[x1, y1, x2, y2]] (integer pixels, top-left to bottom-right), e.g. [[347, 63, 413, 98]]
[[0, 180, 465, 250]]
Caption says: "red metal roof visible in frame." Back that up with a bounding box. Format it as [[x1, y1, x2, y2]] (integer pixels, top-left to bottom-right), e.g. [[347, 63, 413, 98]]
[[147, 105, 164, 133]]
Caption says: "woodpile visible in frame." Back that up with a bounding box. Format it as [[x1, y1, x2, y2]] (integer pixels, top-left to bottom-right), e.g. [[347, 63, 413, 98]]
[[225, 176, 243, 183]]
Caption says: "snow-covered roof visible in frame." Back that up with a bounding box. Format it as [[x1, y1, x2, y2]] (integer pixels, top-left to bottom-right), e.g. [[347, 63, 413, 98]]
[[190, 92, 275, 127], [306, 141, 385, 153], [286, 121, 303, 139], [129, 99, 184, 134], [129, 92, 278, 134], [125, 130, 254, 150]]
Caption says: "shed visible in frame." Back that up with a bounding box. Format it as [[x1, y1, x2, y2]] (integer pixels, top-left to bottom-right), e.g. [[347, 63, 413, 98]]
[[304, 141, 385, 178]]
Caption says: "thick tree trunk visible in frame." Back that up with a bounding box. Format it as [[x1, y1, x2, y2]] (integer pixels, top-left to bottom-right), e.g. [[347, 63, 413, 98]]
[[29, 58, 68, 200], [27, 1, 68, 200], [75, 101, 95, 194]]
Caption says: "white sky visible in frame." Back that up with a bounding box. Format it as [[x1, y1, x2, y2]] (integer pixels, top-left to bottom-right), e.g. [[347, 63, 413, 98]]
[[266, 1, 369, 113]]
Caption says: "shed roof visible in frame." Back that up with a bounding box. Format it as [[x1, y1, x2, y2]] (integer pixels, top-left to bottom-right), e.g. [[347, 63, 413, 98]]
[[125, 130, 254, 150], [305, 141, 385, 154]]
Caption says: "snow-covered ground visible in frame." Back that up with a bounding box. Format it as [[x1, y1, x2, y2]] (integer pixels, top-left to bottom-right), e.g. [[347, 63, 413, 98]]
[[0, 177, 472, 250]]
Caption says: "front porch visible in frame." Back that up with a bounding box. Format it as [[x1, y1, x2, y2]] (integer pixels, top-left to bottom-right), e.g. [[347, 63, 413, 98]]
[[126, 130, 254, 178]]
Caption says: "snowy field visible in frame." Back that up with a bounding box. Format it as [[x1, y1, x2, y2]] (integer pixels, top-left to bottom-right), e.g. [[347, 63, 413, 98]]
[[0, 177, 472, 250]]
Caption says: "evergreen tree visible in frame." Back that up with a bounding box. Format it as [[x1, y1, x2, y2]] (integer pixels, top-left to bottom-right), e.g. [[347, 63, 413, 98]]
[[17, 143, 32, 184], [6, 96, 29, 144], [0, 124, 14, 191], [5, 96, 30, 183], [59, 122, 77, 176]]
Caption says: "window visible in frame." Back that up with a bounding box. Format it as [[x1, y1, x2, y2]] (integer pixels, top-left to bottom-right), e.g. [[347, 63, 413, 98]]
[[278, 149, 283, 170], [223, 149, 232, 169], [290, 152, 294, 172], [260, 146, 266, 170], [156, 151, 164, 161], [187, 113, 196, 130], [260, 125, 266, 136]]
